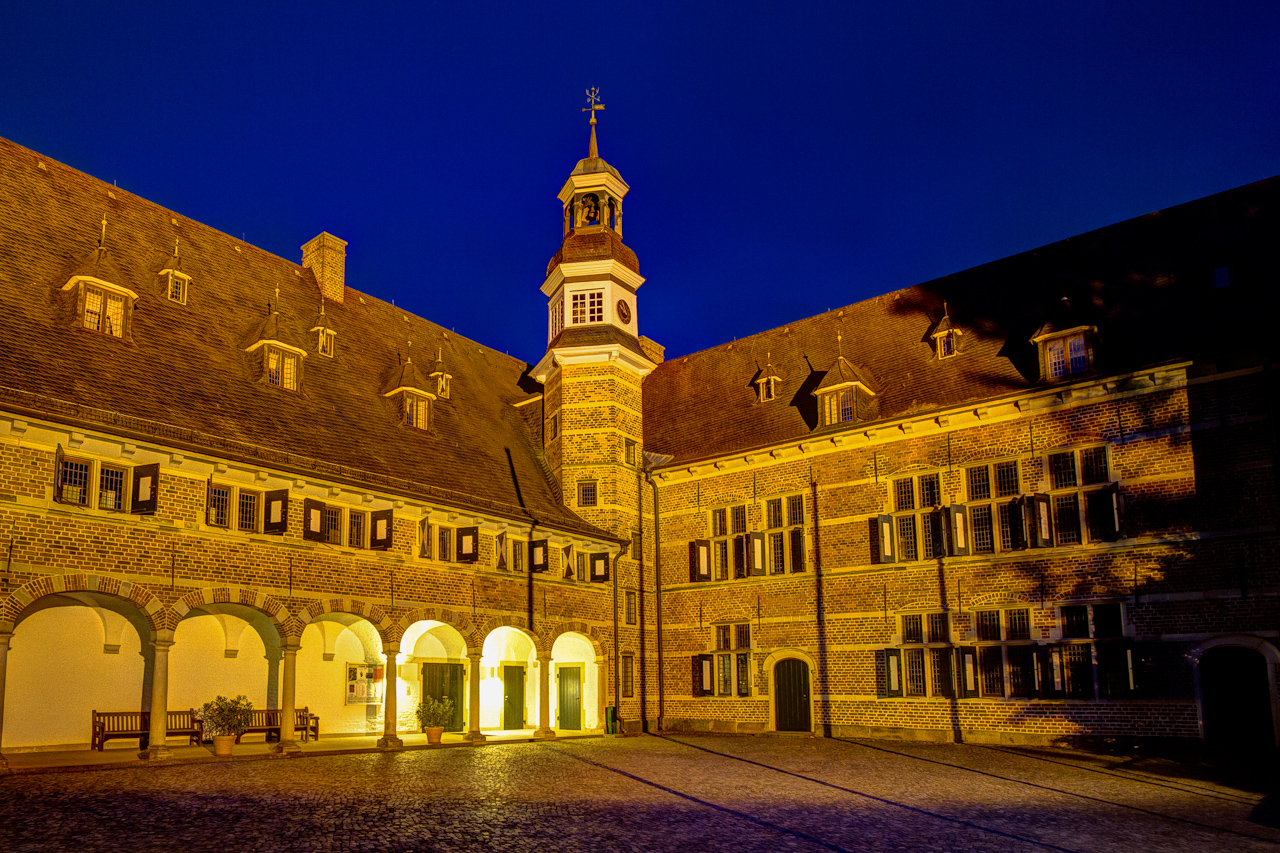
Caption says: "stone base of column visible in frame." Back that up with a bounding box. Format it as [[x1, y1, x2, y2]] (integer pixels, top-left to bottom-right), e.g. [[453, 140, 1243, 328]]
[[0, 755, 10, 775], [376, 735, 404, 749], [533, 727, 556, 740], [139, 745, 174, 761], [272, 740, 302, 754], [462, 731, 487, 743]]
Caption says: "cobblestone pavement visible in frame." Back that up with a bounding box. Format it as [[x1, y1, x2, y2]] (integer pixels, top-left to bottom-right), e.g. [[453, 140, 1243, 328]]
[[2, 735, 1278, 852]]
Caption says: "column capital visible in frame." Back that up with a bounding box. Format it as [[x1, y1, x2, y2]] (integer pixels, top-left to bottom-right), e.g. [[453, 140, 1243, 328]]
[[281, 639, 301, 654], [382, 640, 401, 655], [467, 651, 483, 661]]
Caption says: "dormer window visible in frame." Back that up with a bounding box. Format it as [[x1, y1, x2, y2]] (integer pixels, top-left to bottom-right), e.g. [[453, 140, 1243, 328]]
[[1039, 330, 1093, 380], [165, 272, 189, 305], [756, 357, 782, 403], [437, 374, 451, 399], [83, 285, 125, 337], [929, 306, 961, 360], [405, 393, 431, 431], [266, 346, 299, 391], [318, 329, 335, 357], [937, 330, 957, 359]]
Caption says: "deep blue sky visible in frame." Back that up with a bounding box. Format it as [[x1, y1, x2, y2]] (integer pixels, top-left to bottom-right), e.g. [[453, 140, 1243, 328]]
[[2, 2, 1277, 365]]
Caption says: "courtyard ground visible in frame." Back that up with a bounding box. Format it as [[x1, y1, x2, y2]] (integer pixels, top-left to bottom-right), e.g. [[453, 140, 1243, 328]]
[[1, 734, 1277, 852]]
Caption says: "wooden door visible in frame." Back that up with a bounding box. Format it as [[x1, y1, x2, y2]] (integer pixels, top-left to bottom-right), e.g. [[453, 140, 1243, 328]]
[[503, 665, 525, 730], [557, 665, 582, 731], [422, 662, 465, 732], [774, 658, 811, 732]]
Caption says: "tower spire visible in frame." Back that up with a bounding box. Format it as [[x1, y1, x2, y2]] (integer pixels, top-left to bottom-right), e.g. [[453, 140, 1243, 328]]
[[582, 87, 605, 158]]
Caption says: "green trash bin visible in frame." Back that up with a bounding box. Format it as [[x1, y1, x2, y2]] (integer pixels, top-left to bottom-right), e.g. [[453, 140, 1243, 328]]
[[605, 705, 618, 734]]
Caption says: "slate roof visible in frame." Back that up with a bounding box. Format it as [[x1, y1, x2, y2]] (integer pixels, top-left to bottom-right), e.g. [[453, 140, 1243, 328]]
[[0, 135, 608, 540], [644, 175, 1280, 465]]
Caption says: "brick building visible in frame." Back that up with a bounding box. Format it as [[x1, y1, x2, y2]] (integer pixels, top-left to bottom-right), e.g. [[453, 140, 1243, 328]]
[[0, 123, 1277, 767]]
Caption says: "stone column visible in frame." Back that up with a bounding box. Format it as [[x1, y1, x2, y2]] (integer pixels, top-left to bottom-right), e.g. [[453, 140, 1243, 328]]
[[463, 652, 486, 743], [596, 659, 609, 735], [141, 630, 175, 760], [0, 628, 12, 774], [273, 639, 301, 753], [534, 654, 555, 739], [376, 641, 403, 749]]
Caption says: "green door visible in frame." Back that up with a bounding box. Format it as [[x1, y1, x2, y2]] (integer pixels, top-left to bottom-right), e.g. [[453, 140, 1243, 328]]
[[422, 662, 465, 732], [774, 658, 811, 732], [503, 665, 525, 730], [557, 665, 582, 731]]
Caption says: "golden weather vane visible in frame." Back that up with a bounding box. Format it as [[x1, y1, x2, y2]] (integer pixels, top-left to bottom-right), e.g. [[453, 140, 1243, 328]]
[[583, 88, 605, 158]]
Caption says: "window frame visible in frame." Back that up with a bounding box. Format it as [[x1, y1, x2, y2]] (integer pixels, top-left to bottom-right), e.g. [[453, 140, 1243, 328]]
[[889, 611, 954, 699], [963, 459, 1023, 555], [318, 329, 335, 357], [165, 271, 190, 306], [708, 622, 752, 697], [81, 283, 127, 338], [578, 480, 598, 508], [265, 345, 300, 391], [762, 493, 806, 573], [404, 392, 431, 431], [1045, 446, 1118, 545]]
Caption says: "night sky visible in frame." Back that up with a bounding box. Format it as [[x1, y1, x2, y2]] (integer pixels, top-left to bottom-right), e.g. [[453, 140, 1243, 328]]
[[2, 2, 1277, 366]]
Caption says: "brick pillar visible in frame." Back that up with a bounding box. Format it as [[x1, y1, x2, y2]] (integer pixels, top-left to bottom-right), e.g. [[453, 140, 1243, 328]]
[[273, 640, 301, 753], [534, 655, 555, 739], [377, 641, 403, 749], [463, 652, 486, 743], [141, 632, 174, 760], [0, 629, 11, 773]]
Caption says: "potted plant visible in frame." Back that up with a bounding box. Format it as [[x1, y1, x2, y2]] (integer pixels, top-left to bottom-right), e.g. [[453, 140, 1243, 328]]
[[415, 695, 454, 745], [201, 694, 254, 756]]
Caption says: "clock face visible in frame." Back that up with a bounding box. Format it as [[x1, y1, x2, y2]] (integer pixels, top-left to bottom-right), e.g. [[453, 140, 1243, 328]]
[[617, 300, 632, 324]]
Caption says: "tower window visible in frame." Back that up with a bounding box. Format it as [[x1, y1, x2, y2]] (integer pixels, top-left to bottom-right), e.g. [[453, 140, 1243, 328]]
[[578, 480, 598, 507], [571, 290, 604, 325], [550, 297, 564, 338]]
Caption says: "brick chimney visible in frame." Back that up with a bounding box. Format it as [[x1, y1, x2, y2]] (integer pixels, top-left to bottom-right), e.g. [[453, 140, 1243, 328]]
[[302, 232, 348, 303]]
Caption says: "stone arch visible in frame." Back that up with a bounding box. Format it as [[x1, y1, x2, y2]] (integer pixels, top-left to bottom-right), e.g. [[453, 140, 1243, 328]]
[[296, 597, 396, 644], [2, 572, 163, 634], [965, 591, 1034, 608], [761, 647, 818, 734], [1186, 634, 1280, 747], [394, 606, 475, 654], [543, 621, 605, 659], [468, 614, 540, 655]]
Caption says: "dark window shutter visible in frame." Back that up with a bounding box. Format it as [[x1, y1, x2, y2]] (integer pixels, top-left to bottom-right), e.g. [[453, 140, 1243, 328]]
[[955, 647, 980, 698], [495, 532, 507, 570], [204, 476, 214, 526], [562, 545, 573, 578], [129, 463, 160, 515], [933, 649, 955, 698], [883, 648, 903, 697], [688, 539, 710, 582], [1086, 484, 1121, 541], [263, 489, 289, 534], [529, 540, 548, 573], [1031, 494, 1052, 547], [747, 532, 766, 576], [692, 656, 703, 697], [732, 535, 746, 578], [929, 509, 947, 557], [875, 514, 895, 563], [1008, 498, 1027, 549], [696, 653, 716, 696], [456, 526, 479, 562], [370, 508, 393, 550], [590, 552, 609, 582], [53, 443, 65, 503], [948, 504, 969, 556], [1038, 645, 1064, 698], [789, 528, 805, 572], [302, 498, 325, 541], [736, 652, 750, 696]]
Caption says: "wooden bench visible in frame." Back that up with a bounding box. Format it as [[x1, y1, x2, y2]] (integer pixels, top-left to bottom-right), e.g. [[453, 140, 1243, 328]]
[[233, 707, 319, 743], [91, 710, 203, 751]]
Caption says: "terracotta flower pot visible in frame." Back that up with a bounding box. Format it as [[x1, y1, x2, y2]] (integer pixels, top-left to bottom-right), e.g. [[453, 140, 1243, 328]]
[[212, 735, 235, 757], [423, 726, 444, 745]]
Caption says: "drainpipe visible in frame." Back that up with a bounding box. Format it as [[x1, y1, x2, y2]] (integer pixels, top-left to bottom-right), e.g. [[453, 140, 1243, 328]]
[[612, 542, 624, 727]]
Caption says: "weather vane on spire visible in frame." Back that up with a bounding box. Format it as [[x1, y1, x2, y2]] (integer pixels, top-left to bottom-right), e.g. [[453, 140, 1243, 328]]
[[583, 87, 605, 158]]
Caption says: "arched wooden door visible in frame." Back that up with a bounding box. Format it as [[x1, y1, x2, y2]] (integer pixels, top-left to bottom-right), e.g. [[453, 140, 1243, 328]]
[[1201, 645, 1274, 751], [774, 658, 811, 732]]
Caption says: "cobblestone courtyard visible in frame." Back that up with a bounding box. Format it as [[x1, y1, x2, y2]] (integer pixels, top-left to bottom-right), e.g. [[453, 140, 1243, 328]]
[[2, 735, 1278, 852]]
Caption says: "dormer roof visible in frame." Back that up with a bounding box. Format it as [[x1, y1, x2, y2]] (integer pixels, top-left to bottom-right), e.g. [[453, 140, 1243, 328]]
[[814, 355, 876, 394]]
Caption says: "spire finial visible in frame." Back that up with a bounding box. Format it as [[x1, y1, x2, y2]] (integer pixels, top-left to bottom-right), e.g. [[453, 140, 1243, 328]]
[[174, 237, 180, 258], [583, 87, 605, 158], [273, 283, 280, 313], [837, 334, 844, 357], [406, 338, 412, 362], [99, 214, 107, 250], [943, 301, 949, 318]]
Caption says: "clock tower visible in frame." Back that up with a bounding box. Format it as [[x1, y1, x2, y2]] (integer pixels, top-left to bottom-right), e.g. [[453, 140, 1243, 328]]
[[533, 91, 656, 555]]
